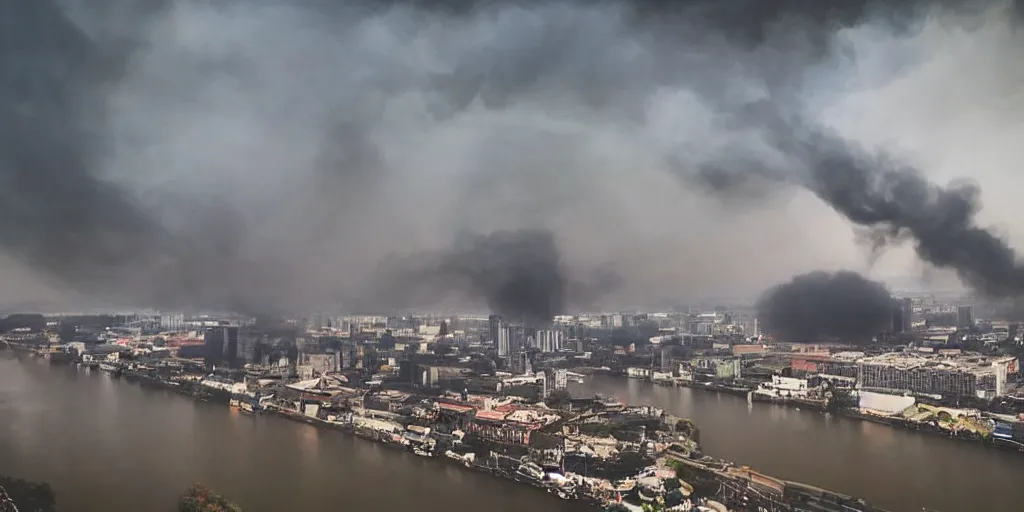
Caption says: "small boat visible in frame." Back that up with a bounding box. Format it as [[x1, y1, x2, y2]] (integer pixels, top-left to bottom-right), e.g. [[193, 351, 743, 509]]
[[240, 402, 255, 415], [229, 399, 241, 409], [515, 462, 545, 483], [99, 362, 119, 373]]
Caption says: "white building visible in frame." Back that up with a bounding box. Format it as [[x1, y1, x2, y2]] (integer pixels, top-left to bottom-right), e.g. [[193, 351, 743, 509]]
[[755, 375, 809, 398], [627, 367, 652, 379], [535, 329, 563, 353], [496, 326, 510, 357]]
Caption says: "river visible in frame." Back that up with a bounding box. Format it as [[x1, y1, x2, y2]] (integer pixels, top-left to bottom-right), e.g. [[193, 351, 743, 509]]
[[3, 357, 1021, 512], [0, 356, 588, 512], [571, 375, 1024, 512]]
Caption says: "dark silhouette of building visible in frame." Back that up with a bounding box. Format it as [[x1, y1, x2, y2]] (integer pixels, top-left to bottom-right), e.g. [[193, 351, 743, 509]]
[[488, 315, 502, 342], [204, 326, 239, 369], [891, 300, 905, 334], [957, 305, 975, 330]]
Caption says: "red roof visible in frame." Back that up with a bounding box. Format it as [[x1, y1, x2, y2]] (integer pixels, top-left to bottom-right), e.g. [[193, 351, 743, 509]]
[[474, 410, 508, 422], [438, 402, 475, 413]]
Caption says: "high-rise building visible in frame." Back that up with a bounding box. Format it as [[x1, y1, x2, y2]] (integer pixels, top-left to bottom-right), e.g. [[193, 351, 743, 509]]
[[891, 300, 905, 334], [204, 326, 239, 369], [957, 305, 975, 330], [490, 315, 513, 356], [900, 298, 913, 333], [488, 314, 501, 341], [536, 329, 563, 353], [496, 327, 510, 357], [508, 324, 526, 354]]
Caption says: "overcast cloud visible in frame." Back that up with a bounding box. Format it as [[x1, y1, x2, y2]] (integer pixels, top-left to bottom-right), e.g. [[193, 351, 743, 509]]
[[0, 0, 1020, 314]]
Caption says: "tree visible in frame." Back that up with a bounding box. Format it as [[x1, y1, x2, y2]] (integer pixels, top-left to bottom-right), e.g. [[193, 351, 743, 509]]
[[545, 389, 572, 409], [0, 476, 57, 512], [178, 484, 242, 512], [826, 387, 857, 413], [641, 496, 666, 512], [675, 418, 700, 443]]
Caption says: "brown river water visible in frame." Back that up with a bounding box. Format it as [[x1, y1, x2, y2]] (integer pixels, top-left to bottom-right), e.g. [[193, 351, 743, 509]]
[[2, 356, 1022, 511]]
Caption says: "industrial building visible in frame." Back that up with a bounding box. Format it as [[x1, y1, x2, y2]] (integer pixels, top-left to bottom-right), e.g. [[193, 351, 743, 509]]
[[857, 352, 1017, 400]]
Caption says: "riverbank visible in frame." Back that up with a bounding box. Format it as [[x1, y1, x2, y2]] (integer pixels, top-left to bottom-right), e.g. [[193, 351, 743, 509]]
[[615, 372, 1024, 455], [12, 351, 899, 512]]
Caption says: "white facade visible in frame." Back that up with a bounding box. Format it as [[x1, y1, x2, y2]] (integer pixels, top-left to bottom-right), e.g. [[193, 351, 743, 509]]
[[755, 375, 809, 398], [496, 326, 510, 357], [859, 391, 915, 415], [536, 330, 563, 353], [627, 367, 652, 378]]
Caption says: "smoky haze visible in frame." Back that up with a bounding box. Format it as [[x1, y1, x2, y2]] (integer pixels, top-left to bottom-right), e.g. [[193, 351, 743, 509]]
[[1, 0, 1022, 315], [372, 229, 568, 324]]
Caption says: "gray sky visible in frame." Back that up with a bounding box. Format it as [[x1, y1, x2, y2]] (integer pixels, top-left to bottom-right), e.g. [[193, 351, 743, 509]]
[[2, 0, 1021, 313]]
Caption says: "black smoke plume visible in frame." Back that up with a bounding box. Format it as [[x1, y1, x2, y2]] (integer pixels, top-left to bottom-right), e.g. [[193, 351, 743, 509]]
[[440, 230, 567, 324], [698, 103, 1024, 298], [372, 229, 574, 324], [1, 0, 1019, 315], [757, 271, 893, 342]]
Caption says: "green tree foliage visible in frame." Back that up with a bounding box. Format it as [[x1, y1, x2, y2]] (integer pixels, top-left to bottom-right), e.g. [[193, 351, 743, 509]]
[[501, 384, 540, 402], [641, 500, 666, 512], [826, 387, 857, 413], [544, 389, 572, 409], [178, 484, 242, 512], [674, 418, 700, 443], [0, 476, 57, 512]]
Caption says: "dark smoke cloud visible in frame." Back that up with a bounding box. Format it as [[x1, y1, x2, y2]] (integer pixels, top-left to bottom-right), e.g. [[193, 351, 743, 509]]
[[0, 0, 1020, 314], [694, 102, 1024, 299], [757, 271, 893, 342], [371, 229, 618, 323], [405, 229, 566, 323]]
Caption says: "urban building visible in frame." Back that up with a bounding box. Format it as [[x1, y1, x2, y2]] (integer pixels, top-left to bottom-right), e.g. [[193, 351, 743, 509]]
[[857, 352, 1017, 400], [600, 314, 623, 329], [544, 369, 568, 397], [692, 357, 742, 380], [891, 299, 909, 334], [509, 351, 532, 376], [535, 329, 563, 353], [957, 305, 975, 330], [491, 315, 511, 357], [901, 298, 914, 332], [203, 326, 239, 369]]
